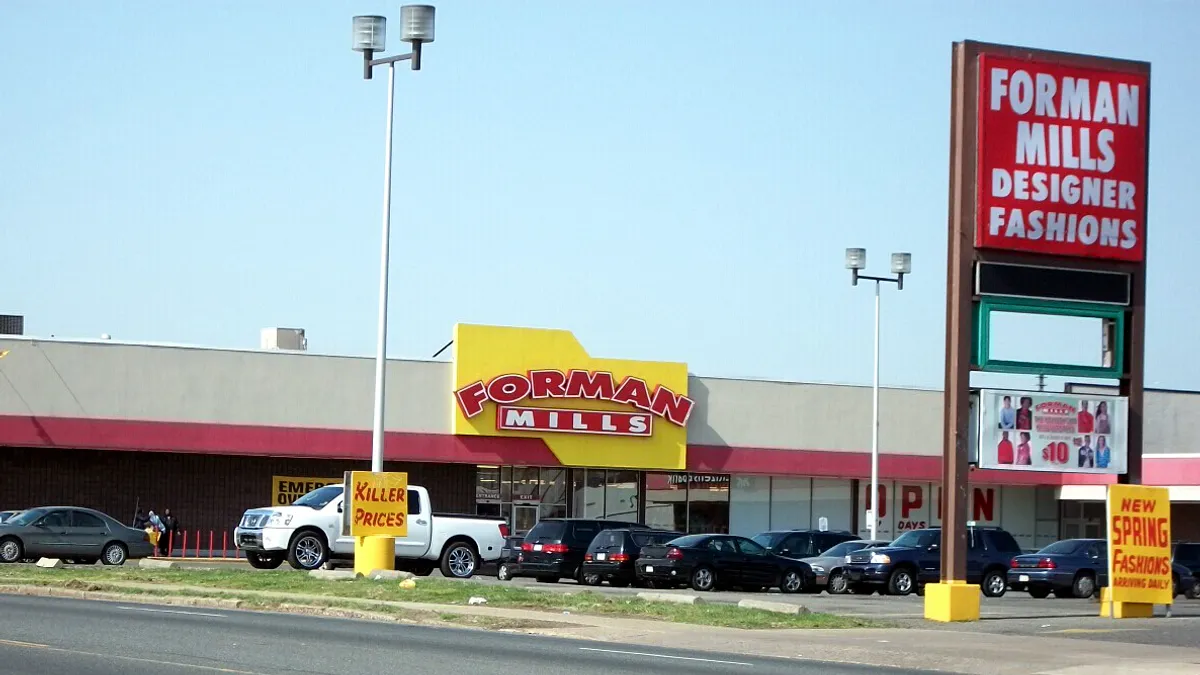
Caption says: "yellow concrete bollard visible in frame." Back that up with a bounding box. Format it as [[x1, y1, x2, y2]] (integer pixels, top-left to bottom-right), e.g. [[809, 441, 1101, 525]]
[[353, 536, 395, 577]]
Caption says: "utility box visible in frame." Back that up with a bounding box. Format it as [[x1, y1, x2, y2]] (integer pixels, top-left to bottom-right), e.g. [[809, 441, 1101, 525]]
[[261, 327, 307, 351]]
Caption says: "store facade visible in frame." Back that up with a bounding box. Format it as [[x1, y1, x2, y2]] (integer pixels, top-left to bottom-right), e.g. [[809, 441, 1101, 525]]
[[2, 323, 1199, 545]]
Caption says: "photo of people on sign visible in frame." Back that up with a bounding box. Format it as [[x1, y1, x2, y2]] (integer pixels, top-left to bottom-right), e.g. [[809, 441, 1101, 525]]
[[978, 389, 1127, 474]]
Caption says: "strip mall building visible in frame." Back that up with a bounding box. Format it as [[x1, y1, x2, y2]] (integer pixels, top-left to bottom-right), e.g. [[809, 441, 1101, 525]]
[[2, 324, 1198, 549]]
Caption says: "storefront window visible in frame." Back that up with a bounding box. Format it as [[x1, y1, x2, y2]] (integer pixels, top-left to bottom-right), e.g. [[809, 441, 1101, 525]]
[[645, 472, 686, 532], [686, 474, 730, 534], [605, 470, 639, 520], [540, 468, 567, 504], [476, 466, 501, 503], [730, 475, 770, 537], [500, 466, 512, 502], [770, 477, 811, 530], [512, 467, 540, 503]]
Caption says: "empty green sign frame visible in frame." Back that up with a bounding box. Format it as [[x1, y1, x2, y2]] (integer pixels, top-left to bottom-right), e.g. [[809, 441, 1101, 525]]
[[972, 296, 1126, 379]]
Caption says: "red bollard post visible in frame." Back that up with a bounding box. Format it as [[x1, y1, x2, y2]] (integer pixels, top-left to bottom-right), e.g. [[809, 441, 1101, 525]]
[[209, 531, 214, 558], [194, 531, 200, 558], [181, 531, 188, 558], [167, 531, 174, 558], [222, 531, 228, 559]]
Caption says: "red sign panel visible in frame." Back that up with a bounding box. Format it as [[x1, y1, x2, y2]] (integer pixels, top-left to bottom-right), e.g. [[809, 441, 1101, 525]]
[[976, 54, 1149, 261]]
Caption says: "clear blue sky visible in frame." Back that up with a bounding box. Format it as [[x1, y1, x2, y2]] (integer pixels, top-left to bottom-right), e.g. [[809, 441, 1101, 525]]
[[2, 1, 1195, 391]]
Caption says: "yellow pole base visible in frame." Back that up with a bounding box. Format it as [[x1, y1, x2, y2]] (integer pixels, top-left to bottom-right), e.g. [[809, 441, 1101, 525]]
[[353, 535, 395, 577], [1098, 588, 1156, 618], [923, 581, 981, 622]]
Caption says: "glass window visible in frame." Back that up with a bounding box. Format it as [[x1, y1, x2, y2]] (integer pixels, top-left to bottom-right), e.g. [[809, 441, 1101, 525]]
[[570, 521, 603, 544], [707, 537, 736, 553], [645, 472, 686, 532], [37, 511, 69, 528], [539, 503, 566, 520], [407, 489, 422, 514], [770, 478, 811, 530], [513, 505, 538, 536], [782, 533, 816, 557], [736, 537, 769, 557], [540, 468, 567, 505], [572, 469, 606, 518], [512, 467, 540, 503], [892, 529, 939, 549], [476, 466, 501, 503], [730, 475, 770, 538], [293, 485, 343, 509], [811, 479, 852, 533], [590, 530, 622, 550], [821, 541, 872, 558], [632, 531, 680, 547], [1038, 540, 1083, 555], [500, 466, 512, 502], [525, 519, 566, 542], [752, 532, 786, 550], [605, 470, 639, 521], [476, 502, 501, 517], [987, 529, 1022, 553], [687, 474, 730, 534], [1176, 543, 1200, 565], [71, 511, 106, 529]]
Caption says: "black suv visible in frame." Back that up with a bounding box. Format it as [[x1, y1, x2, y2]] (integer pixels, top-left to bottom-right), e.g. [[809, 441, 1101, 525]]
[[842, 526, 1021, 597], [1173, 542, 1200, 579], [751, 529, 859, 559], [515, 518, 645, 583], [581, 528, 683, 587]]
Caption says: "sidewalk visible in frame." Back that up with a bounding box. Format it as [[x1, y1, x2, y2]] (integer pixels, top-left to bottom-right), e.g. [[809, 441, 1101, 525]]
[[4, 579, 1198, 675]]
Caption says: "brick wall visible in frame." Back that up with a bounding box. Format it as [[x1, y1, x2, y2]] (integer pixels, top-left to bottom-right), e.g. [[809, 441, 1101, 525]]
[[0, 447, 475, 543]]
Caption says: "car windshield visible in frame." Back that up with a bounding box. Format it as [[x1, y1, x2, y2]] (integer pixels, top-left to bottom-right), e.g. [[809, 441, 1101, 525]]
[[6, 508, 46, 527], [292, 485, 343, 509], [1038, 540, 1085, 555], [891, 530, 937, 549], [821, 541, 871, 558]]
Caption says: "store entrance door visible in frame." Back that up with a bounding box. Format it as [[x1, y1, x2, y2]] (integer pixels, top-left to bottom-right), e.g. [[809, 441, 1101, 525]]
[[1060, 501, 1104, 540], [513, 505, 539, 537]]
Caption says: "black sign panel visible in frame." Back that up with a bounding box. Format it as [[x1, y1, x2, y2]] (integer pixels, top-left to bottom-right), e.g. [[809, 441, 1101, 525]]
[[976, 262, 1130, 306]]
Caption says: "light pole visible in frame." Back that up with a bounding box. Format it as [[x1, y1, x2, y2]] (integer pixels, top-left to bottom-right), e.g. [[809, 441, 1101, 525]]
[[845, 248, 911, 542], [349, 6, 435, 575], [352, 6, 436, 474]]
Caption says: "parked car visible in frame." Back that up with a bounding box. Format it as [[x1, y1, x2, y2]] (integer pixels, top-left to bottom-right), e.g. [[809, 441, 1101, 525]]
[[1172, 542, 1200, 583], [496, 535, 525, 581], [581, 528, 683, 587], [751, 529, 859, 560], [233, 484, 508, 577], [843, 526, 1021, 597], [515, 518, 645, 583], [798, 539, 890, 594], [1008, 538, 1109, 598], [0, 506, 155, 565], [1172, 561, 1199, 599], [636, 533, 815, 593]]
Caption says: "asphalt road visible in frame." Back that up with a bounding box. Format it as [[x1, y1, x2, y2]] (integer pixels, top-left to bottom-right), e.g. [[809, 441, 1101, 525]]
[[0, 594, 939, 675]]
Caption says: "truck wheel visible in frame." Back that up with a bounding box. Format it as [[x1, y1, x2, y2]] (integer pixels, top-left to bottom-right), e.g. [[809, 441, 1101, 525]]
[[887, 568, 915, 596], [287, 531, 328, 570], [247, 552, 284, 570], [440, 541, 479, 579]]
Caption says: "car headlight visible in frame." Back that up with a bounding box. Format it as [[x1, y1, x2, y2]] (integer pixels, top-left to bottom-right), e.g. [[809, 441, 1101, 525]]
[[264, 512, 292, 527], [810, 565, 826, 573], [870, 553, 891, 564]]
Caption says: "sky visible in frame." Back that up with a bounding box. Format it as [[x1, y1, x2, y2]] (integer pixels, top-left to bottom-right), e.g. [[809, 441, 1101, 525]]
[[2, 1, 1196, 393]]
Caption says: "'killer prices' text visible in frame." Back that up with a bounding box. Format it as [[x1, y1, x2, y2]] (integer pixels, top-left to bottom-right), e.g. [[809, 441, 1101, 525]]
[[975, 54, 1148, 262], [353, 509, 406, 529]]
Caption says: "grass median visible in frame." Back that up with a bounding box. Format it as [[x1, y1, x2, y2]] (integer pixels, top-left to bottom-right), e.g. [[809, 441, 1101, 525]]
[[0, 565, 886, 630]]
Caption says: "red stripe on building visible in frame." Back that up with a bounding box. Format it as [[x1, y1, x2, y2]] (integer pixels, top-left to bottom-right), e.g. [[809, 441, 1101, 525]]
[[0, 414, 1189, 486]]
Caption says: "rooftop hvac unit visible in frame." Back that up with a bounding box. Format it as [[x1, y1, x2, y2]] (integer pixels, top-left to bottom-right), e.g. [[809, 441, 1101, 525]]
[[0, 315, 23, 336], [261, 327, 307, 351]]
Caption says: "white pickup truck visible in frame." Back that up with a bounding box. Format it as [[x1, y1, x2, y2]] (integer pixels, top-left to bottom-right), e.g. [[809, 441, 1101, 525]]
[[233, 483, 507, 578]]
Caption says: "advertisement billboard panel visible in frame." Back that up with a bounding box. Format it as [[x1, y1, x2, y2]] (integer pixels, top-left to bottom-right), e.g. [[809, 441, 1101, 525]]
[[1106, 484, 1172, 606], [977, 389, 1127, 474]]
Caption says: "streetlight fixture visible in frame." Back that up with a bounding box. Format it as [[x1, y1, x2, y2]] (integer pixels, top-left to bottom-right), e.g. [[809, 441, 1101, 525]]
[[352, 5, 436, 478], [845, 247, 912, 542], [349, 7, 436, 575]]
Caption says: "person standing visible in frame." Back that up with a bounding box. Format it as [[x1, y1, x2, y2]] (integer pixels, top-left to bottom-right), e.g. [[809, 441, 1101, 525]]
[[132, 508, 148, 530], [1016, 432, 1033, 466], [161, 509, 180, 556], [1078, 401, 1095, 434], [1078, 435, 1095, 469], [1016, 397, 1034, 431], [1095, 401, 1111, 435], [1095, 436, 1111, 469], [996, 431, 1014, 464], [998, 396, 1016, 430]]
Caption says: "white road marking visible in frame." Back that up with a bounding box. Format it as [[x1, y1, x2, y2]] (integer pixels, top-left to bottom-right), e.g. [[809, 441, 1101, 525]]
[[116, 605, 226, 618], [578, 647, 753, 666]]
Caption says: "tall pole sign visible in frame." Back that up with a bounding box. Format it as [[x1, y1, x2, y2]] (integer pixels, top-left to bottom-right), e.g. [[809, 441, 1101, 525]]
[[927, 41, 1150, 624]]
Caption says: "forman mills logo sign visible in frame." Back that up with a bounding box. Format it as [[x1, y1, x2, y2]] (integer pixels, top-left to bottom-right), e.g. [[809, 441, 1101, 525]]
[[450, 324, 691, 471], [455, 369, 694, 437]]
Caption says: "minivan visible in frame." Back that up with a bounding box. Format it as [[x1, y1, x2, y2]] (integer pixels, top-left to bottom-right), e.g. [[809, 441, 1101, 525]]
[[516, 518, 646, 583], [581, 528, 683, 587]]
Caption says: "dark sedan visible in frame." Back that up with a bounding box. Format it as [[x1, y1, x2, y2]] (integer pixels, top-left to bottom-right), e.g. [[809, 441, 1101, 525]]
[[1008, 539, 1108, 598], [0, 506, 155, 565], [635, 534, 814, 593]]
